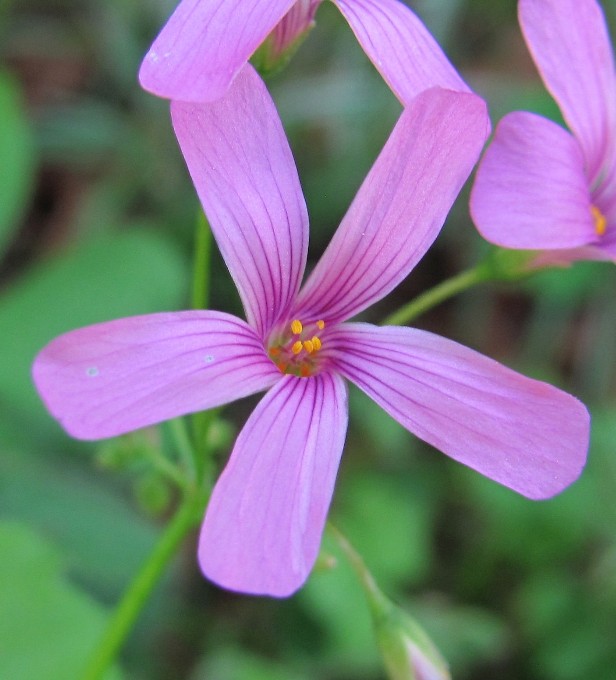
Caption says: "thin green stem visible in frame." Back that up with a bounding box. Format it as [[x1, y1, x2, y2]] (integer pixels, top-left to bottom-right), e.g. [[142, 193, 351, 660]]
[[191, 212, 212, 311], [383, 264, 490, 327], [326, 522, 389, 617], [145, 445, 189, 490], [80, 491, 206, 680], [168, 417, 198, 484]]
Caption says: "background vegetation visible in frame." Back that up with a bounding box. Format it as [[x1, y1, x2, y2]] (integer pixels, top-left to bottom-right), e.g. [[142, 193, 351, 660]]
[[1, 1, 616, 678]]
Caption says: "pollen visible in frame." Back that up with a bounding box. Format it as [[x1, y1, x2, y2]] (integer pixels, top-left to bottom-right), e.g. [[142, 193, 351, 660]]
[[591, 205, 607, 236], [267, 318, 326, 377]]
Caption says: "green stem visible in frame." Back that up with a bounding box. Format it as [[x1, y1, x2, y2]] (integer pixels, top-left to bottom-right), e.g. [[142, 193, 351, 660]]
[[383, 264, 490, 327], [326, 522, 389, 617], [145, 444, 189, 490], [191, 212, 212, 311], [168, 416, 198, 483], [80, 491, 205, 680]]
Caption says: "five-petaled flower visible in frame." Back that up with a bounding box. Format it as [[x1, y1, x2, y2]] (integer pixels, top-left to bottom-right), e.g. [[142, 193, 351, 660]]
[[139, 0, 469, 104], [471, 0, 616, 265], [33, 67, 589, 597]]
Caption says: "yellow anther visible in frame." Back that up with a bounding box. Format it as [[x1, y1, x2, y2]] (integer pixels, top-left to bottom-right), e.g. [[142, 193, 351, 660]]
[[291, 340, 303, 355], [316, 320, 325, 330], [591, 205, 607, 236], [311, 336, 321, 351], [291, 319, 303, 335], [303, 339, 315, 354]]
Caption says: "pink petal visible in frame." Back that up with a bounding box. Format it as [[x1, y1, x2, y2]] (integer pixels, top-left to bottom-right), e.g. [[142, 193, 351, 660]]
[[470, 111, 597, 249], [32, 311, 280, 440], [172, 66, 309, 338], [519, 0, 616, 183], [332, 0, 469, 103], [199, 372, 348, 596], [139, 0, 295, 102], [328, 323, 589, 500], [296, 87, 489, 324]]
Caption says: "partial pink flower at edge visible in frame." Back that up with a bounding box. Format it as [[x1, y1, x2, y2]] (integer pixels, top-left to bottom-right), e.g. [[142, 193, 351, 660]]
[[33, 67, 588, 597], [470, 0, 616, 264], [138, 0, 469, 105]]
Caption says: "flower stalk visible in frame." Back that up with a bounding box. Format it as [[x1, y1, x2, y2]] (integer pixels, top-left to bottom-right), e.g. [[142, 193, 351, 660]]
[[383, 247, 538, 326], [80, 488, 207, 680]]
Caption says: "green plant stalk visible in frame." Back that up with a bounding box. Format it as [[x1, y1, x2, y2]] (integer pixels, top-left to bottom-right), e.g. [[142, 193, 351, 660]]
[[191, 212, 212, 311], [80, 490, 206, 680], [190, 212, 216, 455], [168, 416, 199, 484], [383, 247, 540, 327], [326, 522, 389, 617], [383, 264, 490, 327]]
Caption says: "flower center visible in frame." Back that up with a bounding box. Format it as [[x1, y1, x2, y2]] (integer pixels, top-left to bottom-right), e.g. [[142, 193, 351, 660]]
[[268, 318, 325, 378], [591, 204, 607, 237]]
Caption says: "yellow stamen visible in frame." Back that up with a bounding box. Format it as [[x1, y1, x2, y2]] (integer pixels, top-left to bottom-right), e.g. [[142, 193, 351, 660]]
[[316, 320, 325, 330], [591, 205, 607, 236], [291, 340, 303, 355], [291, 319, 303, 335], [311, 336, 321, 351], [303, 339, 314, 354]]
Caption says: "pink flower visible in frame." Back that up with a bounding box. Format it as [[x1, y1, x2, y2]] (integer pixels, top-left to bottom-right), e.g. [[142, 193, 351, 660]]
[[33, 67, 588, 597], [470, 0, 616, 264], [139, 0, 469, 104]]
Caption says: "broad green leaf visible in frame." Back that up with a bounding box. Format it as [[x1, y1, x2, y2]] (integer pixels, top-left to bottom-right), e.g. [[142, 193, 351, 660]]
[[0, 447, 159, 597], [191, 648, 307, 680], [0, 69, 36, 256], [335, 469, 437, 590], [0, 521, 123, 680]]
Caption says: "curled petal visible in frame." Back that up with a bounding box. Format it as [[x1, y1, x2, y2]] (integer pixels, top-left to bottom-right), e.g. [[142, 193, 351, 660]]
[[172, 66, 309, 337], [139, 0, 295, 102], [519, 0, 616, 182], [329, 323, 589, 499], [332, 0, 469, 103], [296, 87, 489, 324], [199, 372, 348, 596], [32, 311, 280, 440], [471, 111, 596, 249]]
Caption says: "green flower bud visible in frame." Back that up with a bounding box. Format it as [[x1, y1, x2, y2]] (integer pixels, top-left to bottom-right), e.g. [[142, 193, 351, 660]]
[[372, 599, 450, 680]]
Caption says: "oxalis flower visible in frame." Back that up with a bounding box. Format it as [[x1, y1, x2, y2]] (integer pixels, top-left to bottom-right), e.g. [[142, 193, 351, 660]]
[[139, 0, 469, 104], [471, 0, 616, 265], [33, 67, 589, 597]]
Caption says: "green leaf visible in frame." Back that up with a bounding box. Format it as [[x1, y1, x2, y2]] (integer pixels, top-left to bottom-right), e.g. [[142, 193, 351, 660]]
[[0, 521, 123, 680], [191, 648, 307, 680], [335, 469, 437, 590], [0, 448, 159, 597], [0, 229, 186, 444], [0, 69, 36, 256]]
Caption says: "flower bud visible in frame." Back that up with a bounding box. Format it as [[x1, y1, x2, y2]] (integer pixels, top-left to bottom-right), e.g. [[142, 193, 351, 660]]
[[252, 1, 320, 75], [369, 591, 451, 680], [371, 596, 450, 680]]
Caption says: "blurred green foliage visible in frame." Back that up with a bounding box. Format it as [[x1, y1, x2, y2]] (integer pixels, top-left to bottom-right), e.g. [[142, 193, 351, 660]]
[[1, 1, 616, 679]]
